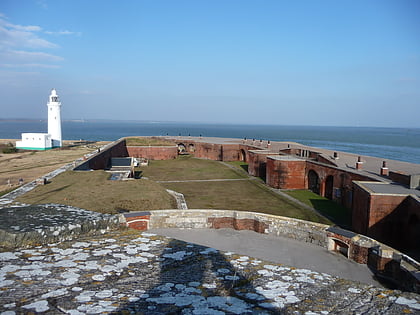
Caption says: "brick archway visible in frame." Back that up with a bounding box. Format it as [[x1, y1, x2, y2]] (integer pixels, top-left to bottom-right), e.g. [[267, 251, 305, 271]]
[[240, 149, 246, 162], [177, 143, 186, 153], [308, 170, 320, 194], [325, 175, 334, 199]]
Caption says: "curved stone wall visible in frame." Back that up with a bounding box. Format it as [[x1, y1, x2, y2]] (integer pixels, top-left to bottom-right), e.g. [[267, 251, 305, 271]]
[[122, 209, 419, 293]]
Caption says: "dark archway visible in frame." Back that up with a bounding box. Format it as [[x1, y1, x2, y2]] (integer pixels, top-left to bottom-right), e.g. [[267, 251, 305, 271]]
[[240, 149, 246, 162], [177, 143, 186, 154], [308, 170, 320, 194], [325, 175, 334, 199]]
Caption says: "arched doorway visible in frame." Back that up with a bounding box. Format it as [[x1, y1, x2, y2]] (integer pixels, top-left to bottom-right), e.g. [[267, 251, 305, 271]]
[[177, 143, 186, 154], [308, 170, 320, 194], [325, 175, 334, 199], [240, 149, 246, 162], [188, 144, 195, 153]]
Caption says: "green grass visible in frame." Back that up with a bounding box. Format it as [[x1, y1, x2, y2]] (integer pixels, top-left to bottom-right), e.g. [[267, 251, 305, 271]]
[[225, 161, 249, 173], [139, 156, 247, 181], [284, 190, 351, 228], [125, 137, 175, 146], [163, 180, 331, 224], [16, 170, 176, 214]]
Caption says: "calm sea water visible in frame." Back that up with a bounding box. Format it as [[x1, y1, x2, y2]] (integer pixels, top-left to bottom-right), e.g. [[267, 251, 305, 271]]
[[1, 120, 419, 164]]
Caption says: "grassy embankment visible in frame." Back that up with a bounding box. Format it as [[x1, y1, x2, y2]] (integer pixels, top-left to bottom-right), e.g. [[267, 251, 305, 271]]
[[13, 138, 341, 225], [125, 137, 175, 146], [284, 190, 352, 228], [0, 142, 102, 194], [17, 170, 176, 213]]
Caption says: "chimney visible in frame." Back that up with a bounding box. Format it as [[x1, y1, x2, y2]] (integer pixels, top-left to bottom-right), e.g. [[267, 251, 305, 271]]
[[333, 152, 339, 159], [267, 140, 271, 148], [356, 156, 363, 170], [380, 161, 389, 176]]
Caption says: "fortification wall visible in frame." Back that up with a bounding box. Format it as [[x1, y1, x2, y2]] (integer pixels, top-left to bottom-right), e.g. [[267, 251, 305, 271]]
[[127, 146, 178, 160], [266, 157, 307, 189], [122, 209, 420, 293], [74, 139, 128, 170]]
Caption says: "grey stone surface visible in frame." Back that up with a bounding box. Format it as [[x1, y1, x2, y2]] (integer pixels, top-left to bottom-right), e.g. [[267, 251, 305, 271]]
[[1, 230, 419, 314], [149, 227, 379, 286], [0, 204, 120, 248]]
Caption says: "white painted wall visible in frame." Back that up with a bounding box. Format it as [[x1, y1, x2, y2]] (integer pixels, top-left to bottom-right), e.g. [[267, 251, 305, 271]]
[[16, 133, 52, 150], [47, 89, 62, 147]]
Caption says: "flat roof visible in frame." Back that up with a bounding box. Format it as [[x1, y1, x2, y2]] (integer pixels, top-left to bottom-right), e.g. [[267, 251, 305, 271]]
[[267, 155, 303, 161], [356, 182, 420, 197]]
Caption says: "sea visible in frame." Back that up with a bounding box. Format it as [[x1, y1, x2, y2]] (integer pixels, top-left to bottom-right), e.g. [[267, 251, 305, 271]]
[[1, 120, 419, 164]]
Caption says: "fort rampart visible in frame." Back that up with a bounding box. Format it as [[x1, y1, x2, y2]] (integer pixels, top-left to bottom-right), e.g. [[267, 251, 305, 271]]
[[122, 209, 419, 293], [72, 136, 419, 273]]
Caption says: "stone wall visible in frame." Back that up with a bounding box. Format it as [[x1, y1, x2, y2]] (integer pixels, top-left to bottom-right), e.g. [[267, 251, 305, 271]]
[[121, 209, 419, 293], [127, 146, 178, 160]]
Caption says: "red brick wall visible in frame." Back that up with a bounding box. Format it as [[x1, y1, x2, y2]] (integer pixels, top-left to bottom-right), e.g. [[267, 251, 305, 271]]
[[127, 146, 177, 160], [180, 142, 252, 162], [352, 183, 371, 234], [76, 139, 129, 170], [266, 158, 306, 189], [125, 215, 150, 230], [248, 151, 271, 177], [368, 195, 407, 229], [208, 217, 268, 233], [193, 143, 223, 160]]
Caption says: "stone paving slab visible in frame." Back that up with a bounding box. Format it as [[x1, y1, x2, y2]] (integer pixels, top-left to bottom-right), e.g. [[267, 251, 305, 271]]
[[1, 230, 419, 314]]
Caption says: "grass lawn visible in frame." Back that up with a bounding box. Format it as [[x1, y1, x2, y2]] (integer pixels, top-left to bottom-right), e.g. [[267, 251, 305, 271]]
[[284, 190, 351, 228], [225, 161, 249, 173], [125, 137, 175, 146], [0, 144, 96, 194], [16, 170, 176, 214], [163, 180, 331, 224], [139, 156, 247, 181]]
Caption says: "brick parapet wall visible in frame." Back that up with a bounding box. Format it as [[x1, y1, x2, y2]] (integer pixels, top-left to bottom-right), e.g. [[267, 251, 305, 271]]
[[121, 209, 419, 293], [127, 146, 178, 160]]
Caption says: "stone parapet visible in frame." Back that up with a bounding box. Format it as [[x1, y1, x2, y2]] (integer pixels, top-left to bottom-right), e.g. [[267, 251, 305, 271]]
[[122, 209, 420, 293]]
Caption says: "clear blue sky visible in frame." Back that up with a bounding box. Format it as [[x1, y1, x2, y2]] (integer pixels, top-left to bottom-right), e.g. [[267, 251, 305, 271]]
[[0, 0, 419, 127]]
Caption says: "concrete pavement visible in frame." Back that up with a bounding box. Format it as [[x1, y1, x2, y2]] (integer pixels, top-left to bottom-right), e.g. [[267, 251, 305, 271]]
[[149, 227, 381, 286]]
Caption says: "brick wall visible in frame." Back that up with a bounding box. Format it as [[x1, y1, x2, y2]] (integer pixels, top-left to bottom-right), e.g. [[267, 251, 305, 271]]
[[266, 157, 306, 189], [248, 150, 272, 177], [74, 139, 128, 170], [127, 146, 177, 160]]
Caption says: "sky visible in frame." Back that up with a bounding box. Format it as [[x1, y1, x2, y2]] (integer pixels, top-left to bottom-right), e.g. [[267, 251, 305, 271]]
[[0, 0, 419, 127]]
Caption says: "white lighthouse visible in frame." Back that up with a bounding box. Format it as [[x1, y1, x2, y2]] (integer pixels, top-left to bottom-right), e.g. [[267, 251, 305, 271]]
[[47, 88, 62, 148], [16, 88, 63, 150]]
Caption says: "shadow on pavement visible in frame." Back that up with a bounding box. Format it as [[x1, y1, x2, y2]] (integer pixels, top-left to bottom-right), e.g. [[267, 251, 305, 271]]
[[112, 238, 278, 314]]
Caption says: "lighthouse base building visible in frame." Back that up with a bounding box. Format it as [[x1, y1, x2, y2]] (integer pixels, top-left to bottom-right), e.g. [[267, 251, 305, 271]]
[[16, 89, 62, 151], [16, 133, 53, 150]]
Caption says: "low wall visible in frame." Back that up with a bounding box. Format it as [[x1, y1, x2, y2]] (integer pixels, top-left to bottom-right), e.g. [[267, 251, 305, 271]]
[[122, 209, 420, 293]]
